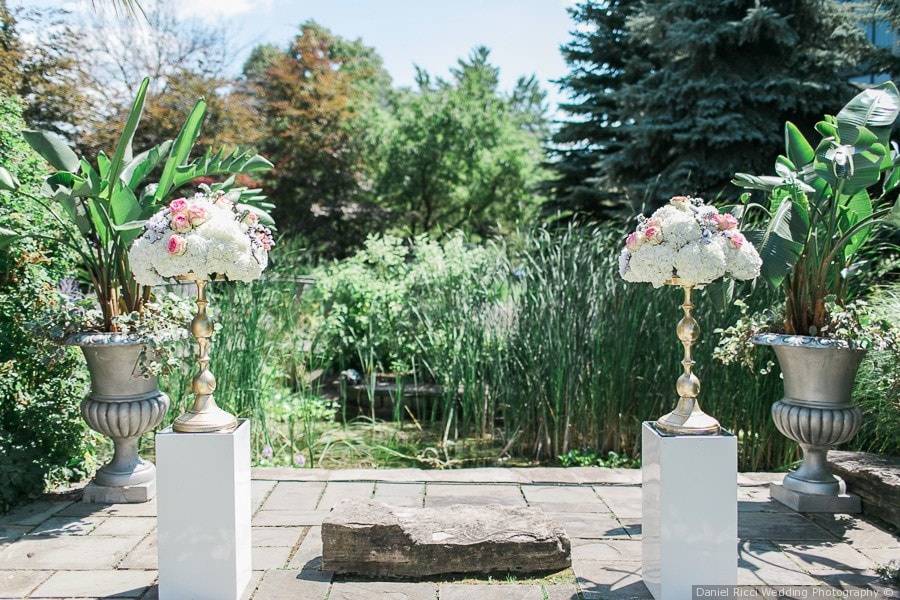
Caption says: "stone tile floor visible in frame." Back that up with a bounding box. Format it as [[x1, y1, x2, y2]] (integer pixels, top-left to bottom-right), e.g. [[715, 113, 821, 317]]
[[0, 467, 897, 599]]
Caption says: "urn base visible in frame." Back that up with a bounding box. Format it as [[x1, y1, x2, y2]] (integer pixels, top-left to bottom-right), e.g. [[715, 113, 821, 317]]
[[770, 482, 860, 514], [173, 402, 238, 433], [83, 479, 156, 504]]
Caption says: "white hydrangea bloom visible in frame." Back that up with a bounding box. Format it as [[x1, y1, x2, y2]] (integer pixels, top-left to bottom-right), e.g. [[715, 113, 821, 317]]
[[655, 205, 701, 249], [624, 243, 676, 288], [725, 243, 763, 281], [674, 239, 727, 285]]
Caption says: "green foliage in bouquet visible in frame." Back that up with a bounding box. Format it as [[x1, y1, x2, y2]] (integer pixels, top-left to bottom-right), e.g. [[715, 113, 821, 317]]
[[733, 82, 900, 336], [0, 95, 92, 512], [0, 77, 274, 333]]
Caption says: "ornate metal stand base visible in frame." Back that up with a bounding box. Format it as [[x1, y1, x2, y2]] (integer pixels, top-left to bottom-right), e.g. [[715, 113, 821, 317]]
[[656, 281, 720, 436], [174, 405, 238, 433]]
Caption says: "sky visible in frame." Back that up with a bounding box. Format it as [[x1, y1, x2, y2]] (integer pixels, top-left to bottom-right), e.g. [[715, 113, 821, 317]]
[[18, 0, 577, 116]]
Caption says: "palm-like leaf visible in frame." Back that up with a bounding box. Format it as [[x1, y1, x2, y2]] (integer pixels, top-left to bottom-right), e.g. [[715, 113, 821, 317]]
[[836, 81, 900, 146], [171, 147, 273, 190], [744, 199, 807, 287]]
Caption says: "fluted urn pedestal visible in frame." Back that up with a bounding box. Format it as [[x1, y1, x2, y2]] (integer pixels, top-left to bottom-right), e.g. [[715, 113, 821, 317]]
[[69, 333, 169, 503], [754, 334, 863, 513]]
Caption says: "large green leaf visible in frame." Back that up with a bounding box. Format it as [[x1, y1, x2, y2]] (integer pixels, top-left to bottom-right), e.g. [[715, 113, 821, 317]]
[[170, 147, 273, 191], [732, 172, 814, 193], [22, 130, 80, 172], [744, 199, 807, 288], [839, 190, 873, 261], [836, 81, 900, 147], [107, 77, 150, 194], [784, 121, 815, 167], [121, 140, 173, 190], [110, 185, 141, 226], [0, 166, 19, 191], [153, 99, 207, 203]]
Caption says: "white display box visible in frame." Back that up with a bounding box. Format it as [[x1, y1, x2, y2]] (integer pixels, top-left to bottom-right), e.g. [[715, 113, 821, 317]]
[[641, 422, 737, 600], [156, 419, 251, 600]]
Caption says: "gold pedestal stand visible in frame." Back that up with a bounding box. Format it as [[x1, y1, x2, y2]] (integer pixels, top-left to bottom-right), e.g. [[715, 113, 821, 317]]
[[173, 276, 237, 433], [655, 279, 721, 436]]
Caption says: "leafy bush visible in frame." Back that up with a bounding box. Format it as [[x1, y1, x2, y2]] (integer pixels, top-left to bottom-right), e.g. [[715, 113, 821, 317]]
[[307, 234, 505, 375], [0, 95, 91, 512]]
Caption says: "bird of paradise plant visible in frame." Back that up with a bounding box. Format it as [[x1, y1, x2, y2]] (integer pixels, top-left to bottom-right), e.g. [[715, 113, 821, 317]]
[[732, 81, 900, 336], [0, 77, 274, 332]]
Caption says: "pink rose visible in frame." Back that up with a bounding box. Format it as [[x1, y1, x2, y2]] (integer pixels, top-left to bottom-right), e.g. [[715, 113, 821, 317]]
[[714, 213, 738, 231], [625, 231, 643, 251], [727, 231, 745, 249], [170, 213, 192, 233], [166, 234, 187, 256], [188, 203, 208, 225], [646, 218, 661, 229], [242, 211, 259, 226], [169, 197, 188, 213], [214, 197, 233, 209], [643, 226, 662, 243]]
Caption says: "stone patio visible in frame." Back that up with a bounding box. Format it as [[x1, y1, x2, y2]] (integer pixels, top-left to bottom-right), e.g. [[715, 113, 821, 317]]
[[1, 467, 897, 599]]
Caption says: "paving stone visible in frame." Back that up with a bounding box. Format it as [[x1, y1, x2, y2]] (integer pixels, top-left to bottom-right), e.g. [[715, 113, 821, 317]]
[[287, 526, 323, 570], [262, 481, 325, 511], [103, 499, 157, 518], [737, 472, 784, 486], [573, 561, 651, 599], [0, 526, 30, 544], [252, 545, 292, 570], [241, 571, 263, 600], [0, 535, 141, 569], [329, 468, 428, 482], [0, 501, 72, 526], [552, 513, 629, 539], [522, 485, 603, 506], [815, 571, 885, 591], [738, 512, 836, 541], [424, 484, 525, 507], [857, 546, 900, 565], [778, 542, 877, 574], [737, 541, 819, 586], [424, 468, 529, 483], [0, 570, 53, 598], [372, 482, 425, 507], [252, 480, 277, 511], [119, 532, 156, 570], [440, 583, 543, 599], [829, 451, 900, 529], [89, 517, 155, 537], [593, 487, 642, 518], [572, 539, 641, 562], [252, 569, 331, 600], [807, 514, 900, 548], [321, 500, 570, 577], [252, 467, 331, 481], [27, 515, 105, 537], [252, 510, 330, 526], [316, 482, 374, 510], [330, 581, 438, 600], [252, 526, 304, 547], [569, 469, 640, 485], [31, 569, 156, 597], [543, 584, 581, 600], [511, 468, 583, 484]]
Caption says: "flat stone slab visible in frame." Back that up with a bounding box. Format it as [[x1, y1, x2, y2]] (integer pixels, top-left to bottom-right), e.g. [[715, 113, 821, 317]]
[[321, 499, 571, 577], [770, 482, 861, 514], [829, 451, 900, 527], [82, 480, 155, 504]]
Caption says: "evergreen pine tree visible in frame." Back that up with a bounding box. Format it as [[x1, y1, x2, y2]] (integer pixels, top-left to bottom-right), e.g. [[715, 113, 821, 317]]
[[608, 0, 876, 208], [547, 0, 641, 220]]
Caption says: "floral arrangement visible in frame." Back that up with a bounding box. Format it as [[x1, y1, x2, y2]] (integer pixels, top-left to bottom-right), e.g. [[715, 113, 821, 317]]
[[129, 187, 274, 285], [618, 196, 762, 288]]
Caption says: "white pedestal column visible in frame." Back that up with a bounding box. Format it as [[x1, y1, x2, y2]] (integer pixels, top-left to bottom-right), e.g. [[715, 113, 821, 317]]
[[641, 422, 737, 600], [156, 419, 251, 600]]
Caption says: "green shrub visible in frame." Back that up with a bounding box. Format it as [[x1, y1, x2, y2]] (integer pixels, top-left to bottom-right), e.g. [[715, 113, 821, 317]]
[[0, 94, 91, 512]]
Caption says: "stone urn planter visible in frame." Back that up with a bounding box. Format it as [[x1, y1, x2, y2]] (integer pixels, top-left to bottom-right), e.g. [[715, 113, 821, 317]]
[[68, 333, 169, 503], [753, 333, 864, 511]]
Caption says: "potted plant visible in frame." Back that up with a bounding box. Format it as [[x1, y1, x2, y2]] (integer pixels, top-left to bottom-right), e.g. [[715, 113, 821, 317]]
[[0, 77, 274, 502], [726, 81, 900, 507]]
